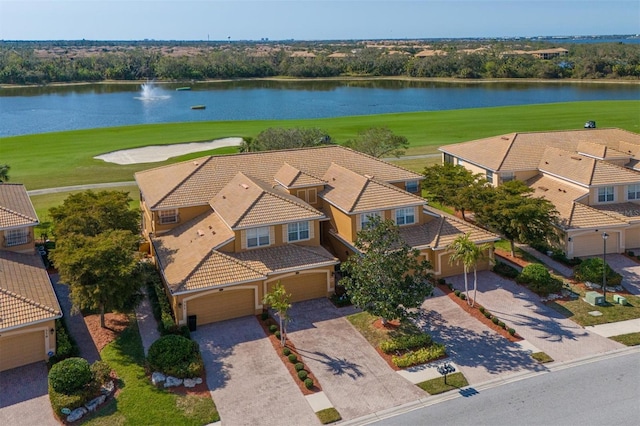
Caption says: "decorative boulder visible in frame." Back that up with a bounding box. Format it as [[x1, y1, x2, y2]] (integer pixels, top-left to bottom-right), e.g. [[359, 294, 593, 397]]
[[164, 376, 183, 388], [183, 378, 198, 388], [101, 380, 115, 395], [67, 407, 88, 423], [151, 372, 166, 386], [85, 395, 106, 412]]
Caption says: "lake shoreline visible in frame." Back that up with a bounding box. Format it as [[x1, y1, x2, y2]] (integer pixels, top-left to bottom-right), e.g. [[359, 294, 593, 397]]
[[2, 75, 640, 90]]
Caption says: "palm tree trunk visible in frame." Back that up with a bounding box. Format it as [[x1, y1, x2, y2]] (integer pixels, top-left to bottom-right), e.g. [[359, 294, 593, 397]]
[[464, 266, 470, 305], [510, 239, 516, 257], [472, 267, 478, 307]]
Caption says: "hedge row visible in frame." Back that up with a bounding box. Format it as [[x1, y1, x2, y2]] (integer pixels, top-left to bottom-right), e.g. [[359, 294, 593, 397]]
[[144, 263, 190, 338], [392, 343, 447, 368], [380, 334, 432, 354], [147, 335, 204, 378], [48, 318, 79, 366]]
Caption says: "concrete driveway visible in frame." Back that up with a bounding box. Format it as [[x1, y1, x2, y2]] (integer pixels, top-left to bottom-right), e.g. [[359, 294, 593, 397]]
[[607, 254, 640, 295], [447, 271, 624, 363], [192, 316, 318, 426], [416, 288, 543, 385], [0, 362, 58, 426], [286, 299, 425, 422]]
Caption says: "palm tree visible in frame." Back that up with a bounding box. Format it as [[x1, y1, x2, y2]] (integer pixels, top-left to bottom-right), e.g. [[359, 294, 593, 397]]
[[447, 234, 491, 307], [0, 164, 9, 182]]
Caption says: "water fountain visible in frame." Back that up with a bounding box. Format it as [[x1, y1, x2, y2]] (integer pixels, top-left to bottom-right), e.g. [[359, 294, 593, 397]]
[[136, 82, 170, 101]]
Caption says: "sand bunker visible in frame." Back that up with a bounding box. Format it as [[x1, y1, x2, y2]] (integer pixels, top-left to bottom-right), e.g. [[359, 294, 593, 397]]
[[94, 137, 243, 165]]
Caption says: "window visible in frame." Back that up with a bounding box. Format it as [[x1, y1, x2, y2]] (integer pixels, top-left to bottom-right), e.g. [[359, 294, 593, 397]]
[[597, 187, 614, 203], [444, 153, 454, 165], [501, 172, 514, 183], [395, 207, 415, 226], [159, 209, 178, 224], [5, 228, 29, 247], [296, 188, 317, 204], [405, 180, 419, 193], [457, 159, 465, 166], [360, 211, 381, 229], [287, 221, 310, 242], [628, 184, 640, 200], [247, 226, 270, 248], [486, 170, 494, 184]]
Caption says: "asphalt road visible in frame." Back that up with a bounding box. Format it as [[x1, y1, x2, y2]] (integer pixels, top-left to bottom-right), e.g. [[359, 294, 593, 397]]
[[368, 349, 640, 426]]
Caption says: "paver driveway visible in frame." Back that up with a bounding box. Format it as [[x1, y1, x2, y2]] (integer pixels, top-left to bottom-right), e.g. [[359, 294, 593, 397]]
[[607, 254, 640, 295], [192, 316, 318, 426], [417, 288, 543, 385], [447, 272, 624, 363], [286, 299, 425, 421], [0, 362, 58, 426]]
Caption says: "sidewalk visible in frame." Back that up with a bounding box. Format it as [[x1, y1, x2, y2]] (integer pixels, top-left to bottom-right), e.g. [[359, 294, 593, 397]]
[[134, 288, 161, 355], [515, 244, 574, 278], [586, 318, 640, 337]]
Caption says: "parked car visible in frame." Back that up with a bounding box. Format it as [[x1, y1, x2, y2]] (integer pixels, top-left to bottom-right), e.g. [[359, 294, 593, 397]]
[[584, 120, 596, 128]]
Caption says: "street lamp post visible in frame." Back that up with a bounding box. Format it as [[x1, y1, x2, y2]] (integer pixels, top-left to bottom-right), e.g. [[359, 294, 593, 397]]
[[602, 232, 609, 303]]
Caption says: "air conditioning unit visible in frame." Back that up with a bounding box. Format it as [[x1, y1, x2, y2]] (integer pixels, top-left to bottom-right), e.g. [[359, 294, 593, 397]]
[[585, 291, 604, 306]]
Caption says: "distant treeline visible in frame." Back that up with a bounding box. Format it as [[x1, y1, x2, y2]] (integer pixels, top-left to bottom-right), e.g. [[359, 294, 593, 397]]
[[0, 40, 638, 84]]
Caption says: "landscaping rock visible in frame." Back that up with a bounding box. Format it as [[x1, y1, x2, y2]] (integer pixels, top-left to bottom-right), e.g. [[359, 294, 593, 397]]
[[85, 395, 106, 412], [67, 407, 88, 423], [164, 376, 183, 388], [151, 372, 166, 385], [101, 380, 115, 395], [195, 377, 203, 385], [183, 378, 198, 388]]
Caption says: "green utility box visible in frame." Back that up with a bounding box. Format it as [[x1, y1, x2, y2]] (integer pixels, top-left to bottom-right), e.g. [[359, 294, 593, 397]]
[[613, 294, 628, 305], [585, 291, 604, 306]]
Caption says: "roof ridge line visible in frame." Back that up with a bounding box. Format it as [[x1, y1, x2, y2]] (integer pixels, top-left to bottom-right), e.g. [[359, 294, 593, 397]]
[[153, 156, 214, 208], [0, 287, 60, 315], [212, 250, 267, 277], [0, 205, 38, 223], [292, 243, 337, 261]]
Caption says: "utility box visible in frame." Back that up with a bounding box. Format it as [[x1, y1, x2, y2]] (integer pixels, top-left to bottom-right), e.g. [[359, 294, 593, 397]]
[[585, 291, 604, 306], [613, 294, 628, 305]]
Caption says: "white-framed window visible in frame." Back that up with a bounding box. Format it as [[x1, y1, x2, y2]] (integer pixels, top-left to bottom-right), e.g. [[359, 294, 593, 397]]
[[597, 186, 614, 203], [405, 180, 419, 193], [5, 228, 29, 247], [360, 211, 382, 229], [486, 170, 494, 184], [247, 226, 270, 248], [628, 184, 640, 200], [159, 209, 179, 224], [395, 207, 415, 226], [287, 221, 310, 242], [457, 159, 465, 166]]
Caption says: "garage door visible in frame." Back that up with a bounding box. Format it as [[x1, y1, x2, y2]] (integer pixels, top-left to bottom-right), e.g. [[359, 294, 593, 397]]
[[187, 288, 256, 326], [0, 331, 45, 371], [626, 226, 640, 250], [573, 232, 620, 258], [269, 273, 328, 303]]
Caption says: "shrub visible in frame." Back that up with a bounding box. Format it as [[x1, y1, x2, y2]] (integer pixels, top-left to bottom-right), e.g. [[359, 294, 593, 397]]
[[261, 311, 269, 321], [460, 293, 466, 300], [627, 251, 635, 257], [392, 343, 447, 368], [144, 263, 183, 336], [147, 335, 204, 379], [49, 357, 92, 394], [90, 360, 112, 386], [269, 324, 278, 333], [517, 264, 562, 296], [454, 290, 461, 297], [380, 334, 432, 354], [49, 382, 98, 417], [295, 362, 305, 371], [508, 328, 516, 336], [283, 347, 291, 356], [492, 317, 499, 325], [574, 258, 623, 287], [498, 321, 506, 329], [297, 370, 308, 380], [49, 319, 79, 366], [479, 306, 485, 314], [288, 353, 298, 363], [437, 278, 446, 285], [274, 330, 281, 340], [483, 311, 492, 319], [304, 378, 314, 389], [493, 261, 520, 279]]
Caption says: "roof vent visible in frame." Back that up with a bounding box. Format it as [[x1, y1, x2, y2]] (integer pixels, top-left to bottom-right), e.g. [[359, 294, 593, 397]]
[[241, 183, 249, 189], [364, 174, 373, 179], [538, 186, 548, 191], [193, 161, 199, 166], [570, 156, 582, 161], [197, 229, 205, 237], [501, 136, 510, 140]]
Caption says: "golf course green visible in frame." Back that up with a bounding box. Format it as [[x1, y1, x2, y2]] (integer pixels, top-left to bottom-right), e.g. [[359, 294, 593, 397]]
[[3, 100, 639, 192]]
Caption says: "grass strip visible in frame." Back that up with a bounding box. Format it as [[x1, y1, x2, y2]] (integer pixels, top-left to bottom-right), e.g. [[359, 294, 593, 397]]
[[609, 332, 640, 346], [417, 372, 469, 395], [531, 352, 554, 363], [316, 407, 342, 424], [84, 315, 219, 426]]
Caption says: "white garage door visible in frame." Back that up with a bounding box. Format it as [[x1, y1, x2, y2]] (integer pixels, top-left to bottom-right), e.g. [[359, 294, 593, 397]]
[[573, 232, 620, 258]]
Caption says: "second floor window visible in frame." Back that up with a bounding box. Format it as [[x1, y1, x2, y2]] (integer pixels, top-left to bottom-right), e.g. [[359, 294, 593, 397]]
[[486, 170, 493, 184], [395, 207, 415, 226], [628, 184, 640, 200], [159, 209, 179, 224], [247, 226, 270, 248], [405, 181, 419, 193], [5, 228, 29, 247], [597, 186, 614, 203], [360, 211, 381, 229], [288, 221, 310, 242]]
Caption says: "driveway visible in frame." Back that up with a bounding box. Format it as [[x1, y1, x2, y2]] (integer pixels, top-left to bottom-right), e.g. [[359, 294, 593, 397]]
[[607, 254, 640, 295], [416, 288, 543, 385], [0, 362, 58, 426], [286, 299, 425, 422], [447, 272, 624, 363], [192, 316, 318, 426]]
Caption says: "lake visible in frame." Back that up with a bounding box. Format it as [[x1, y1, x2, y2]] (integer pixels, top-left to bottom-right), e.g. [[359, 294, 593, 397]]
[[1, 79, 638, 137]]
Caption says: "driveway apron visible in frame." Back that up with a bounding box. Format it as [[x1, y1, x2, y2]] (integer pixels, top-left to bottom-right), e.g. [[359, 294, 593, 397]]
[[606, 254, 640, 295], [0, 362, 58, 426], [447, 272, 624, 363], [192, 316, 318, 426], [286, 299, 425, 421], [417, 288, 543, 385]]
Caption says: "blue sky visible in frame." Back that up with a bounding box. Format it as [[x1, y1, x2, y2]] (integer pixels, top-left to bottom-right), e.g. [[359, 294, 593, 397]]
[[1, 0, 638, 41]]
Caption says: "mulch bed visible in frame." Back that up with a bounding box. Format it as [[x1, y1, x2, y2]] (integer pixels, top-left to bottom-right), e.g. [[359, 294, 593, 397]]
[[438, 284, 523, 343], [257, 315, 322, 396], [494, 248, 531, 268], [84, 312, 130, 352]]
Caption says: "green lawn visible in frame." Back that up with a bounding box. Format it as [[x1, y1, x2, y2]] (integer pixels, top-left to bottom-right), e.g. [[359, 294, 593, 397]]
[[609, 332, 640, 346], [3, 100, 638, 190], [416, 372, 469, 395], [84, 316, 219, 426], [547, 288, 640, 327]]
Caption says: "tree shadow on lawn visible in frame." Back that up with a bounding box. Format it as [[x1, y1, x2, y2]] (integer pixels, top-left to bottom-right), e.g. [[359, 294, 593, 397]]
[[416, 309, 544, 376], [294, 348, 364, 380]]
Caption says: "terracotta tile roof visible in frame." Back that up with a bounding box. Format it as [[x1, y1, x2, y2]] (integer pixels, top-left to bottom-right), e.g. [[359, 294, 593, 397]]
[[440, 128, 640, 172], [320, 163, 424, 214], [576, 141, 630, 160], [538, 148, 595, 185], [0, 251, 62, 331], [135, 145, 422, 210], [527, 174, 588, 221], [592, 202, 640, 223], [568, 203, 627, 229], [210, 172, 324, 229], [0, 184, 39, 229], [229, 244, 338, 275], [274, 163, 325, 188], [591, 161, 640, 186]]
